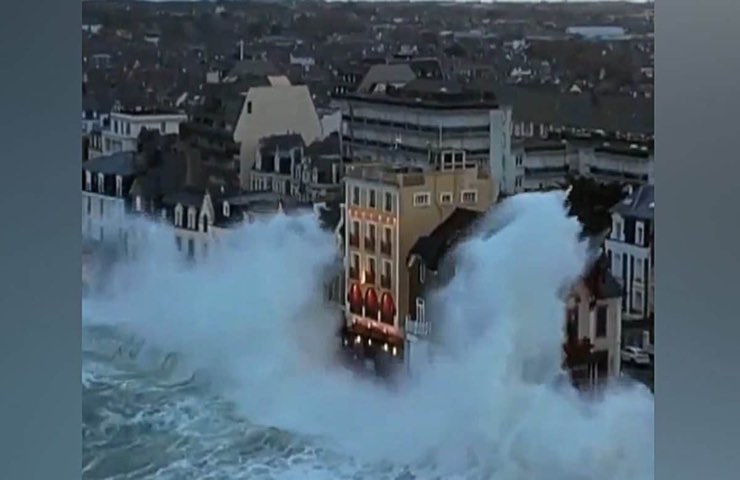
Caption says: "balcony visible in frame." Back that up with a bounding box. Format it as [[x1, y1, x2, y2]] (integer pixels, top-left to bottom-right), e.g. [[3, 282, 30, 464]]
[[349, 233, 360, 248], [405, 316, 431, 337], [381, 275, 391, 290], [381, 241, 392, 256]]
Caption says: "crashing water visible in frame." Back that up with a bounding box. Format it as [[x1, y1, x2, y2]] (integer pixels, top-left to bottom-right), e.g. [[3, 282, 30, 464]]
[[82, 190, 654, 480]]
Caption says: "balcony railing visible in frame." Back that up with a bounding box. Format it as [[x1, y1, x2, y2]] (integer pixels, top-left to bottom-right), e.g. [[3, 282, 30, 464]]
[[381, 241, 392, 256], [349, 233, 359, 248], [381, 275, 391, 290], [405, 316, 431, 337]]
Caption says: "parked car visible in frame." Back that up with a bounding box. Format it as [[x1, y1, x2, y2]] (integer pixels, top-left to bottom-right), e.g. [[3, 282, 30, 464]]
[[621, 346, 651, 366]]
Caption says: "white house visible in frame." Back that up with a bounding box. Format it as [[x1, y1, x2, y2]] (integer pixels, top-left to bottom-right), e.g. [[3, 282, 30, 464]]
[[99, 109, 187, 157], [82, 151, 141, 252], [604, 185, 654, 351]]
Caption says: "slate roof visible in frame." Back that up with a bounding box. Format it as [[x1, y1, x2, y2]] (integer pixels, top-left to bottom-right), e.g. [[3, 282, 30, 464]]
[[407, 208, 484, 271], [611, 184, 654, 220], [488, 83, 654, 135], [83, 151, 139, 176]]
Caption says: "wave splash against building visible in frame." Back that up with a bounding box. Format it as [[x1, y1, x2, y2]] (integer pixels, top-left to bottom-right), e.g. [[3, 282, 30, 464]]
[[82, 190, 654, 479]]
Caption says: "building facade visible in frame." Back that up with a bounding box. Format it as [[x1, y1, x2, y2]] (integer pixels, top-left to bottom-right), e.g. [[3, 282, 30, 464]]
[[82, 152, 141, 251], [97, 109, 187, 158], [604, 185, 654, 353], [339, 79, 514, 196], [339, 162, 496, 375]]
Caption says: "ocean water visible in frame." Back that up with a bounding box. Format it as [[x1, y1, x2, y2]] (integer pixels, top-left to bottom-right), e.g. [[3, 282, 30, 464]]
[[82, 190, 655, 480]]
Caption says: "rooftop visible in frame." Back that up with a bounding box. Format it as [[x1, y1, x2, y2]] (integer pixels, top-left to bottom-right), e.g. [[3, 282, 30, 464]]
[[611, 184, 654, 220], [408, 208, 484, 271], [345, 79, 500, 110], [83, 151, 139, 176]]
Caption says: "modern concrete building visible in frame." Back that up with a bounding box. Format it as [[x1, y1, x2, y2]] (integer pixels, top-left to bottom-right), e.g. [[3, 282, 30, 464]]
[[339, 162, 496, 375], [339, 79, 514, 196], [511, 139, 655, 193]]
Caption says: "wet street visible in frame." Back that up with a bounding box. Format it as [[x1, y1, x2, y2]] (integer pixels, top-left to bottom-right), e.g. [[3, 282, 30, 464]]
[[622, 362, 654, 392]]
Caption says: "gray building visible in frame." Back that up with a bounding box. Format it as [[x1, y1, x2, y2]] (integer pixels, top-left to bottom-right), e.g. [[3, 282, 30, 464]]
[[339, 79, 514, 195]]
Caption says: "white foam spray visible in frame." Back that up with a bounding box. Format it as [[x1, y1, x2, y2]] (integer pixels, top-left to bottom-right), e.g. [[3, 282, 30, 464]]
[[83, 191, 654, 480]]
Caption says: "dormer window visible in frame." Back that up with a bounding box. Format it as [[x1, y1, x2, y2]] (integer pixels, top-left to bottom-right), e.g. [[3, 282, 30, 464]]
[[187, 208, 197, 230], [97, 173, 105, 194], [115, 176, 123, 197], [85, 171, 92, 191], [200, 213, 210, 233], [174, 205, 184, 227], [223, 201, 230, 218]]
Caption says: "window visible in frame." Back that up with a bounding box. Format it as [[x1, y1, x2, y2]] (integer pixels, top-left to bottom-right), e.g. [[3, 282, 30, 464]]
[[187, 238, 195, 258], [461, 190, 478, 203], [635, 259, 643, 282], [368, 189, 376, 209], [223, 201, 231, 217], [416, 297, 426, 323], [201, 214, 209, 233], [381, 226, 392, 255], [596, 305, 608, 338], [440, 192, 453, 204], [99, 199, 104, 217], [382, 260, 392, 289], [516, 155, 523, 167], [175, 236, 182, 251], [188, 209, 197, 230], [366, 256, 376, 284], [352, 186, 360, 206], [515, 176, 523, 188], [125, 123, 131, 136], [160, 122, 166, 133], [384, 192, 393, 212], [413, 192, 431, 207], [247, 101, 253, 114], [350, 253, 360, 279], [612, 216, 623, 240], [366, 223, 376, 250], [86, 197, 91, 215], [85, 171, 92, 191], [97, 173, 105, 194], [419, 263, 426, 284], [636, 221, 644, 246], [633, 290, 644, 312], [175, 206, 183, 227], [115, 176, 123, 197]]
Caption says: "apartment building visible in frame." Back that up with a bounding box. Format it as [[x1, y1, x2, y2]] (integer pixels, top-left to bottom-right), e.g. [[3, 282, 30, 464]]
[[340, 162, 496, 376], [604, 184, 654, 353], [93, 108, 187, 159], [405, 211, 622, 388], [82, 151, 142, 254], [179, 61, 322, 191], [249, 133, 343, 204], [510, 138, 655, 193], [339, 79, 514, 196]]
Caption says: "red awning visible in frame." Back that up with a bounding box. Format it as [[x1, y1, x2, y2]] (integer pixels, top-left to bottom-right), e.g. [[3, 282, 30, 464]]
[[365, 288, 379, 319], [380, 292, 396, 324]]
